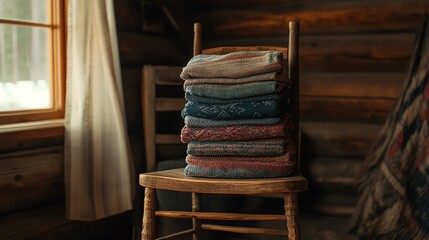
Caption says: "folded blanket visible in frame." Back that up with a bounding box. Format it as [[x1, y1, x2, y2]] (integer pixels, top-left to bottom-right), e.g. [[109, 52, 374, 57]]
[[184, 116, 282, 127], [184, 147, 295, 178], [185, 92, 286, 104], [181, 100, 281, 120], [184, 165, 295, 178], [187, 138, 286, 156], [183, 71, 288, 89], [180, 51, 283, 79], [185, 81, 285, 100], [181, 122, 287, 143]]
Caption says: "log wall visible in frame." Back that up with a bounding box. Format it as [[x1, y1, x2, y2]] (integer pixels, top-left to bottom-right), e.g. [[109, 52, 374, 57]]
[[0, 0, 187, 239], [186, 0, 428, 236]]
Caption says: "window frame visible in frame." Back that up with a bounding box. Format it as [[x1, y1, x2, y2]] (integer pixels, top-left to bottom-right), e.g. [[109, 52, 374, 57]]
[[0, 0, 66, 125]]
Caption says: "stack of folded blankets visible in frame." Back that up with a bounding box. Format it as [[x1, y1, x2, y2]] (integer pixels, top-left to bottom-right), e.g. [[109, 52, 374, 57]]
[[180, 51, 296, 178]]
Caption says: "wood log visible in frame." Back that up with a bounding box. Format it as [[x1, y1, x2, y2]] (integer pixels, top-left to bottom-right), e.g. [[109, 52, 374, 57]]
[[0, 124, 64, 153], [0, 147, 63, 215], [301, 121, 382, 158], [301, 72, 405, 98], [305, 157, 361, 195], [0, 203, 132, 240], [114, 0, 142, 31], [155, 211, 286, 221], [118, 32, 186, 67], [206, 33, 414, 72], [196, 1, 426, 37], [201, 224, 288, 236], [301, 193, 357, 216], [191, 0, 424, 11], [301, 97, 396, 122]]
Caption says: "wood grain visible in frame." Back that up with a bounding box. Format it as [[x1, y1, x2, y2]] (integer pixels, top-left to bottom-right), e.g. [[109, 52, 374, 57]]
[[155, 229, 195, 240], [285, 193, 301, 240], [142, 188, 156, 240], [196, 1, 425, 37], [0, 148, 63, 215], [155, 211, 286, 221], [143, 67, 157, 172], [140, 168, 307, 194], [301, 121, 382, 158], [201, 224, 288, 236], [155, 98, 186, 111], [157, 0, 194, 54], [114, 0, 142, 31], [0, 203, 131, 240], [301, 97, 396, 122], [0, 125, 64, 153], [192, 192, 201, 240], [206, 33, 414, 72], [118, 33, 186, 67], [301, 72, 404, 98]]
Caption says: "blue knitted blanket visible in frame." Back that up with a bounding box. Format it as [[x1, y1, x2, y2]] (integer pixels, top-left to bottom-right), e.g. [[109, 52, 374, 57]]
[[185, 81, 285, 100], [185, 92, 285, 104], [187, 138, 286, 156], [180, 51, 283, 79], [184, 116, 282, 127], [181, 100, 281, 120]]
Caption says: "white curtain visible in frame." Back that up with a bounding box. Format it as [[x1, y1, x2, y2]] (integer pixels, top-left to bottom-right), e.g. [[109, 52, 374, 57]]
[[64, 0, 134, 220]]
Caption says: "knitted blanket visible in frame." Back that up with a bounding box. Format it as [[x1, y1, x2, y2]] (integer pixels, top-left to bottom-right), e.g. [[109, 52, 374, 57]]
[[185, 81, 285, 100], [180, 122, 287, 143], [184, 165, 295, 178], [181, 100, 281, 120], [180, 51, 283, 79], [350, 18, 429, 240], [187, 138, 286, 156], [184, 149, 295, 178], [184, 116, 282, 127], [185, 92, 285, 104], [183, 71, 288, 89]]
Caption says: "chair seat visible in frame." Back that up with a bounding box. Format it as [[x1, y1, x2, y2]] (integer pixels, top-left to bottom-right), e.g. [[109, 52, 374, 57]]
[[140, 168, 307, 195]]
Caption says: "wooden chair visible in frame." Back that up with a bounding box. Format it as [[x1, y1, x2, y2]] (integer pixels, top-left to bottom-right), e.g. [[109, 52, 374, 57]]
[[140, 20, 307, 240]]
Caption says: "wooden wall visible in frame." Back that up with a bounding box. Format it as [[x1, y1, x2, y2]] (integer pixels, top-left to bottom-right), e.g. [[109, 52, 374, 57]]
[[0, 0, 188, 239], [115, 0, 190, 238], [187, 0, 427, 237]]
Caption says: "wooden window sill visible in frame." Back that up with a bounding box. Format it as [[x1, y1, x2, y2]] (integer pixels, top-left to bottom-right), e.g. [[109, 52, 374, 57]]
[[0, 119, 65, 153]]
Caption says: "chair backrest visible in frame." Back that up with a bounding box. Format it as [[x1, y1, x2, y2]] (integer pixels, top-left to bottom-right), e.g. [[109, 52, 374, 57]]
[[142, 65, 185, 172], [142, 21, 300, 173], [194, 21, 300, 170]]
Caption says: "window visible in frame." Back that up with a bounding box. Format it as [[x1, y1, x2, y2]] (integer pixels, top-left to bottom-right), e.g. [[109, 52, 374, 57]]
[[0, 0, 66, 124]]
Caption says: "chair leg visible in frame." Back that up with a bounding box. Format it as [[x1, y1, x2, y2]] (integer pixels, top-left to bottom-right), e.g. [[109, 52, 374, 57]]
[[142, 188, 156, 240], [192, 192, 202, 240], [284, 193, 301, 240]]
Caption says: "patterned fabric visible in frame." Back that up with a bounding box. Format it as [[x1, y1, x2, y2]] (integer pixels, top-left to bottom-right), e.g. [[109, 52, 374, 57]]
[[184, 143, 295, 178], [181, 100, 281, 120], [180, 51, 283, 79], [184, 116, 282, 127], [350, 18, 429, 240], [183, 70, 288, 89], [185, 81, 285, 100], [184, 165, 295, 178], [185, 92, 286, 104], [187, 138, 286, 156], [180, 122, 288, 143]]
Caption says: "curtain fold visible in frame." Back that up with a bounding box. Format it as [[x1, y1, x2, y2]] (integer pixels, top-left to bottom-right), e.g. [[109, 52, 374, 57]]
[[64, 0, 134, 220]]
